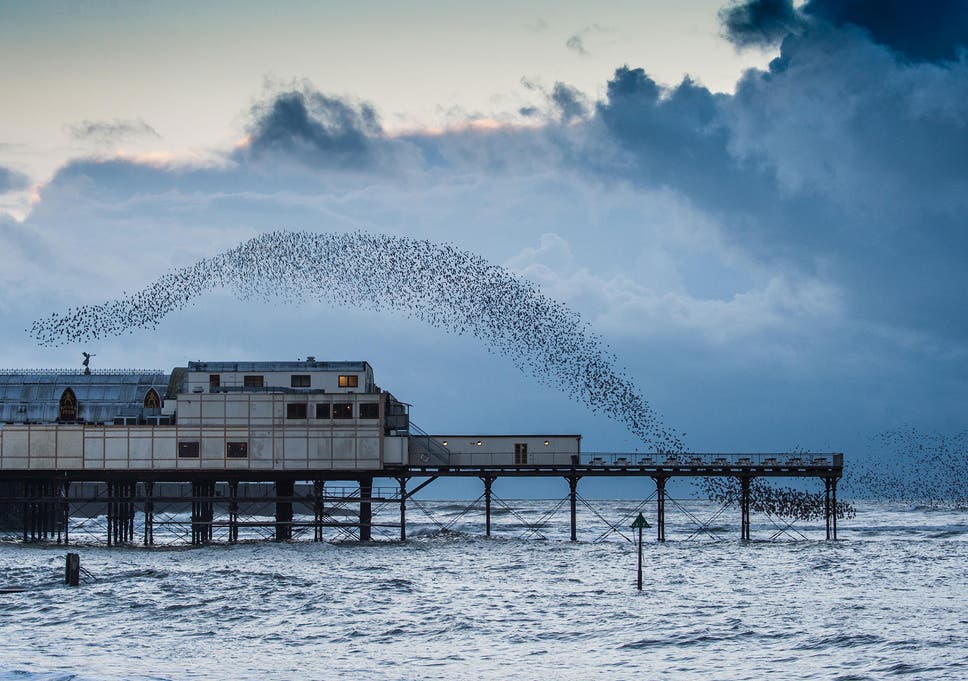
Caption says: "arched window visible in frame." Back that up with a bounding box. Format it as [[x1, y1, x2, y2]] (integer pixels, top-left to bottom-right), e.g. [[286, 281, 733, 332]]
[[144, 388, 161, 410], [59, 388, 78, 422]]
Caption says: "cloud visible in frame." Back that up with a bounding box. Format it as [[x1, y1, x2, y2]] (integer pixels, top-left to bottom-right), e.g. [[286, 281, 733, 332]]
[[0, 165, 30, 193], [68, 118, 160, 144], [722, 0, 968, 62], [720, 0, 803, 48], [565, 24, 612, 56], [550, 82, 588, 122], [565, 34, 589, 56], [237, 84, 386, 169], [802, 0, 968, 63]]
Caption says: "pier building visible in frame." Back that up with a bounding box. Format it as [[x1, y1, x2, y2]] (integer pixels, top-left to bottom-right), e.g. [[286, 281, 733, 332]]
[[0, 358, 843, 545]]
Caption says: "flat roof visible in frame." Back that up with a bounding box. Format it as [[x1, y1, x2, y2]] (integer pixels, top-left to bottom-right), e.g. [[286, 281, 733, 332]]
[[188, 360, 370, 373]]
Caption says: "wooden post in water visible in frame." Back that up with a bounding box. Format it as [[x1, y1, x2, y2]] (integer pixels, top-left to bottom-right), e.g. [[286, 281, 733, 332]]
[[65, 553, 80, 587]]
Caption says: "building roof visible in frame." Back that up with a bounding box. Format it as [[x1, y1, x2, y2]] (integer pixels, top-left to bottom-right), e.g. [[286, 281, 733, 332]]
[[0, 370, 169, 423], [187, 360, 370, 373]]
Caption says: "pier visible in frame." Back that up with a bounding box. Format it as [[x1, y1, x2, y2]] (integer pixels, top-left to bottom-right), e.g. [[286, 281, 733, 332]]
[[0, 452, 842, 545]]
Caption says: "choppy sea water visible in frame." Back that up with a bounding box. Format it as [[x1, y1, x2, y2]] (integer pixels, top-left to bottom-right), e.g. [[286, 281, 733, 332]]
[[1, 501, 966, 681]]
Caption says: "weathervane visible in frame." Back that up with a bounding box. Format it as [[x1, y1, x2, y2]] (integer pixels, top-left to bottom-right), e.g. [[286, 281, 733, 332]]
[[82, 352, 96, 375]]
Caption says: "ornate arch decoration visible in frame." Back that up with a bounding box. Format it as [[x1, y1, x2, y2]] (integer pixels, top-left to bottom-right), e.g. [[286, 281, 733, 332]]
[[59, 388, 78, 422], [143, 388, 161, 410]]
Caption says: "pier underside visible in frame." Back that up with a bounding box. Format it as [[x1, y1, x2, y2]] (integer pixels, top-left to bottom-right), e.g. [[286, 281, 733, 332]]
[[0, 454, 843, 545]]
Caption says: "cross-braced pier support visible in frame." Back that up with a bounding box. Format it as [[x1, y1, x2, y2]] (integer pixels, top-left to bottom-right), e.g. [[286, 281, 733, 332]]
[[739, 475, 753, 541], [22, 479, 63, 543], [313, 480, 325, 542], [275, 479, 293, 542], [107, 480, 136, 546], [143, 481, 154, 546], [481, 475, 495, 537], [566, 475, 581, 541], [397, 477, 407, 542], [191, 480, 214, 546], [823, 476, 839, 540], [359, 477, 373, 541], [653, 476, 667, 542]]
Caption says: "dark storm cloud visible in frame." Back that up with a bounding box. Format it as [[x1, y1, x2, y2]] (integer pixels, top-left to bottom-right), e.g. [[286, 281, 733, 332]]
[[583, 13, 968, 341], [0, 165, 30, 192], [239, 87, 383, 169], [550, 82, 588, 122], [722, 0, 968, 62], [720, 0, 803, 48], [69, 118, 160, 144], [802, 0, 968, 63]]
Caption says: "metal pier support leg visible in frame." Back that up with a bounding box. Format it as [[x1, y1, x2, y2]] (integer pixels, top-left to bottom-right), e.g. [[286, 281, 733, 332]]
[[482, 475, 495, 538], [740, 476, 752, 541], [359, 477, 373, 541], [143, 481, 154, 546], [831, 477, 839, 540], [823, 478, 832, 541], [654, 476, 667, 542], [567, 475, 580, 542], [107, 481, 115, 547], [276, 479, 294, 542], [228, 481, 239, 544], [313, 480, 325, 542], [62, 480, 70, 546], [398, 477, 407, 542]]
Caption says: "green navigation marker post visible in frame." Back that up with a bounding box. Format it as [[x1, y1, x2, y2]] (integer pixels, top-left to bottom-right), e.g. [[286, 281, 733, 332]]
[[631, 512, 650, 591]]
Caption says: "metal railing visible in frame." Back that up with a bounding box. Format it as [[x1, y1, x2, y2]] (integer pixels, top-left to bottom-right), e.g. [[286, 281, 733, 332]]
[[411, 451, 841, 468]]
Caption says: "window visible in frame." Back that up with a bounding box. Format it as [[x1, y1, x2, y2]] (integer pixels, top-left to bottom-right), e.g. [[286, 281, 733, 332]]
[[286, 403, 307, 420], [333, 403, 353, 419], [243, 375, 264, 388], [209, 374, 220, 389], [144, 388, 161, 409], [315, 403, 331, 419], [226, 442, 248, 458], [58, 388, 78, 421], [514, 443, 528, 465], [338, 374, 359, 388], [359, 403, 379, 419], [178, 441, 200, 458], [291, 374, 311, 388]]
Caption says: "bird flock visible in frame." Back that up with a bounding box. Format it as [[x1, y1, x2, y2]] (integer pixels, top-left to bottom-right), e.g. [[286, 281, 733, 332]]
[[29, 230, 685, 452], [696, 476, 856, 521], [849, 427, 968, 506]]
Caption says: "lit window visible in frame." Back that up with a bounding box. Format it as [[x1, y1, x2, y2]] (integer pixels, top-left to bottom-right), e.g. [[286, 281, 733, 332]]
[[359, 403, 379, 419], [144, 389, 161, 410], [243, 375, 264, 388], [315, 404, 331, 419], [291, 375, 311, 388], [338, 375, 359, 388], [58, 388, 78, 422], [333, 403, 353, 419], [287, 403, 307, 419], [178, 441, 200, 458], [226, 442, 248, 458]]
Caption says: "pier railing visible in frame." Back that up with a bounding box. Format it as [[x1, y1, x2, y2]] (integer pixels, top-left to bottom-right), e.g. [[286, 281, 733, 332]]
[[430, 451, 842, 469]]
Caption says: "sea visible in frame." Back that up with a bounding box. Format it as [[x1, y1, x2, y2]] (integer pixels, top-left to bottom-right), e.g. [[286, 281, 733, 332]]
[[1, 500, 966, 680]]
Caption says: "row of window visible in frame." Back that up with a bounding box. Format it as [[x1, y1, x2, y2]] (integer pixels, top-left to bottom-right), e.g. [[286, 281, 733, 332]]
[[208, 374, 359, 389], [178, 441, 248, 458], [286, 403, 379, 420]]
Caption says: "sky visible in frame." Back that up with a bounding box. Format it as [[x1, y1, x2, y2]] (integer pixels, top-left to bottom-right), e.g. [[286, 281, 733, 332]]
[[1, 0, 967, 492]]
